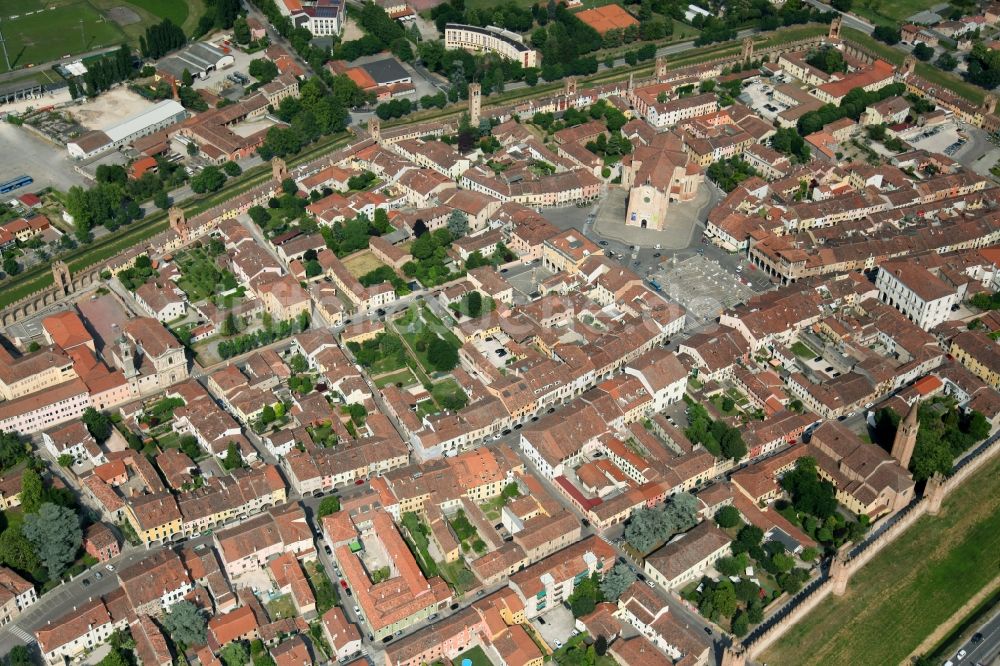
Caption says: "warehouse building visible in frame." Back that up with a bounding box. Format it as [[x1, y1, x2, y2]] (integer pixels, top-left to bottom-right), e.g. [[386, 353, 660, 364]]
[[156, 42, 236, 84], [67, 100, 188, 160]]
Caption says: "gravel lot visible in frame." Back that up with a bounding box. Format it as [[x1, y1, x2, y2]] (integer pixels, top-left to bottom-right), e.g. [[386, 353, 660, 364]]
[[0, 122, 87, 190]]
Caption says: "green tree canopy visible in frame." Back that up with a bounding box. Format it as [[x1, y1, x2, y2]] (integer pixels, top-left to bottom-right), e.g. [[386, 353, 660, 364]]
[[22, 502, 81, 579]]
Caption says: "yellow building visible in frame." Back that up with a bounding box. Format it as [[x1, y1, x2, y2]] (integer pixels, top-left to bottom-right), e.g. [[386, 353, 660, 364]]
[[951, 331, 1000, 389], [126, 493, 182, 545]]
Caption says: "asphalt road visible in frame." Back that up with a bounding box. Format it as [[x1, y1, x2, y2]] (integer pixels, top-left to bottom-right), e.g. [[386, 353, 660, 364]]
[[950, 606, 1000, 666], [802, 0, 874, 34]]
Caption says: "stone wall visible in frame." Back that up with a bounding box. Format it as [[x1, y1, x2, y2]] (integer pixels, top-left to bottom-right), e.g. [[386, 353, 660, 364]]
[[745, 432, 1000, 659]]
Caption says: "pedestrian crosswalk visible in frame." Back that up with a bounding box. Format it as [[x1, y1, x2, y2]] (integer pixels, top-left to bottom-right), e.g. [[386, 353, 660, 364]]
[[8, 624, 35, 644]]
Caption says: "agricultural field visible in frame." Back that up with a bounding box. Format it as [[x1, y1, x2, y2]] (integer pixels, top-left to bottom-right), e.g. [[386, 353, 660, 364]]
[[763, 451, 1000, 666]]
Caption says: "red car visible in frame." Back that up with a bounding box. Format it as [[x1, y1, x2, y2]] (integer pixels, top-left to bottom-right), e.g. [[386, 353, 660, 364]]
[[355, 478, 364, 486], [340, 580, 349, 589]]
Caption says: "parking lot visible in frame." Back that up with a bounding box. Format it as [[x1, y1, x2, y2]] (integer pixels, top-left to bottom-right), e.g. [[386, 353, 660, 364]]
[[741, 81, 789, 121], [0, 122, 87, 191], [653, 254, 755, 326], [532, 605, 577, 650], [898, 121, 966, 156]]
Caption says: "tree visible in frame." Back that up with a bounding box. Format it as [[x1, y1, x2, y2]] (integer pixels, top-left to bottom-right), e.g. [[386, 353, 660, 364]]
[[599, 563, 636, 601], [567, 573, 603, 617], [249, 58, 279, 84], [715, 505, 742, 529], [447, 209, 468, 237], [98, 650, 129, 666], [466, 291, 483, 318], [182, 68, 194, 87], [711, 580, 738, 618], [427, 338, 459, 371], [720, 428, 747, 461], [781, 457, 838, 519], [233, 16, 252, 44], [936, 52, 958, 71], [0, 525, 40, 574], [82, 407, 113, 443], [2, 256, 21, 277], [191, 166, 226, 194], [22, 502, 81, 580], [7, 645, 33, 666], [872, 25, 900, 45], [912, 42, 934, 62], [220, 641, 250, 666], [0, 431, 28, 471], [57, 454, 75, 468], [223, 161, 242, 177], [731, 610, 750, 636], [318, 496, 341, 518], [162, 600, 207, 646], [222, 442, 244, 471], [19, 468, 44, 514], [261, 405, 276, 424], [153, 190, 171, 210]]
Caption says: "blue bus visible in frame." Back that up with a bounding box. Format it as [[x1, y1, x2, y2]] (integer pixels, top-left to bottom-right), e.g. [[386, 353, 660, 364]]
[[0, 175, 32, 194]]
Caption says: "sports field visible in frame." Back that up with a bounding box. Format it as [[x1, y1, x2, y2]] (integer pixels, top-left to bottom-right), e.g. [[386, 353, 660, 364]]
[[763, 450, 1000, 666], [0, 0, 204, 73], [0, 1, 124, 72]]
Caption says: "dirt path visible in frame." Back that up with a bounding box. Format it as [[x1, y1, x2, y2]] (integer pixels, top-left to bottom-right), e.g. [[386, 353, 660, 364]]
[[905, 573, 1000, 664]]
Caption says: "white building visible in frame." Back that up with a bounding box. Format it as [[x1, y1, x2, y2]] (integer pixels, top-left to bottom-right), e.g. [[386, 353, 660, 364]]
[[445, 24, 539, 68], [36, 598, 127, 666], [277, 0, 346, 36], [644, 521, 731, 589], [134, 281, 188, 323], [67, 100, 187, 159], [876, 261, 961, 331]]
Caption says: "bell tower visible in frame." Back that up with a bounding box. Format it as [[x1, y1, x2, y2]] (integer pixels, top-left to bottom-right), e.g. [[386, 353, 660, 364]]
[[369, 117, 381, 143], [742, 37, 754, 63], [468, 82, 482, 128], [891, 400, 920, 471]]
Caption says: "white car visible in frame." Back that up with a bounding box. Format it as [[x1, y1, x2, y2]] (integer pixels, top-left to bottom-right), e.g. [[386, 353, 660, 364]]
[[105, 564, 115, 572], [956, 650, 967, 661]]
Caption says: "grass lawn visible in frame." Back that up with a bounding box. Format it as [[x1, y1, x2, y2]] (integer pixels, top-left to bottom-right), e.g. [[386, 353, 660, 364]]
[[454, 645, 494, 666], [848, 0, 942, 25], [394, 304, 462, 375], [763, 451, 1000, 666], [432, 378, 468, 410], [175, 246, 236, 301], [401, 512, 440, 578], [373, 367, 418, 388], [439, 559, 478, 595], [266, 594, 296, 619], [791, 340, 816, 359], [342, 250, 387, 279], [0, 1, 125, 73]]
